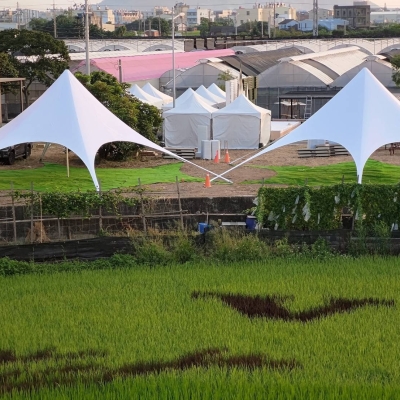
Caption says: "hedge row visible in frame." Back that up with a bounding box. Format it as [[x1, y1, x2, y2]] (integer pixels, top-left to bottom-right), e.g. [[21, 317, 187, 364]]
[[257, 184, 400, 232]]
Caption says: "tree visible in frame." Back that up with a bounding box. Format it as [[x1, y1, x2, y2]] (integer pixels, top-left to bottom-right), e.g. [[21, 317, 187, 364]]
[[75, 71, 163, 161], [0, 29, 70, 106], [391, 55, 400, 87], [0, 53, 19, 95], [114, 25, 127, 37]]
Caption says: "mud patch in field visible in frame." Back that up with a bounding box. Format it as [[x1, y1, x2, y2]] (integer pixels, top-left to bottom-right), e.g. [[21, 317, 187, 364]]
[[192, 291, 394, 321], [0, 347, 299, 394]]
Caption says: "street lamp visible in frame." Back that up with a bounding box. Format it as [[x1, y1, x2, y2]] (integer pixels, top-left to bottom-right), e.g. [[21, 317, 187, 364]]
[[172, 9, 185, 107]]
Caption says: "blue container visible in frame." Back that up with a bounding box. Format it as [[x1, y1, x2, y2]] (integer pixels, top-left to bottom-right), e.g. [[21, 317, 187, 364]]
[[198, 223, 211, 234], [246, 216, 257, 231]]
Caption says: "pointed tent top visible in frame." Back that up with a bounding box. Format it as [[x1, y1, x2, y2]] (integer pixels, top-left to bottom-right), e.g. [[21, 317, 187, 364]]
[[208, 83, 226, 99], [195, 85, 225, 104], [214, 94, 271, 117], [163, 91, 217, 116], [142, 82, 173, 104], [220, 68, 400, 184], [128, 84, 163, 108], [163, 87, 215, 110], [0, 69, 180, 189]]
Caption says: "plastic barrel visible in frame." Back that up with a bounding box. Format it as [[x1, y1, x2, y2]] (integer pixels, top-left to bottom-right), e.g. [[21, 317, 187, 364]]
[[246, 216, 257, 231]]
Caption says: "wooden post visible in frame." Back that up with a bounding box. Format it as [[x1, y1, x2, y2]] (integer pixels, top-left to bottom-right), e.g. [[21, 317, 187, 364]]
[[342, 174, 345, 185], [66, 147, 70, 178], [39, 194, 43, 243], [176, 176, 184, 230], [98, 180, 103, 233], [10, 182, 17, 244], [138, 178, 147, 234], [30, 182, 34, 243]]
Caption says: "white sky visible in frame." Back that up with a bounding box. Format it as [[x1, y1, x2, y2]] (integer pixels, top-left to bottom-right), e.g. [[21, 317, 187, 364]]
[[0, 0, 394, 12]]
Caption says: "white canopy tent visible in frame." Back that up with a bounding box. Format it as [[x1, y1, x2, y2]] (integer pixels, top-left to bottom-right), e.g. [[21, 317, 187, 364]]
[[195, 85, 225, 107], [141, 82, 173, 106], [0, 70, 230, 190], [211, 68, 400, 183], [162, 88, 214, 110], [164, 92, 217, 148], [128, 84, 163, 109], [212, 94, 271, 149], [208, 83, 226, 99]]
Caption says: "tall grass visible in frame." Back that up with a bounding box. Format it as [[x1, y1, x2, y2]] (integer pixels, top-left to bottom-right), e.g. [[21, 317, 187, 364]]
[[1, 252, 400, 399]]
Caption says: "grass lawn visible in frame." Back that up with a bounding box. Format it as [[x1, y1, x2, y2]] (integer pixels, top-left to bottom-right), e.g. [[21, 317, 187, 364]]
[[0, 163, 202, 191], [248, 160, 400, 186], [0, 257, 399, 399]]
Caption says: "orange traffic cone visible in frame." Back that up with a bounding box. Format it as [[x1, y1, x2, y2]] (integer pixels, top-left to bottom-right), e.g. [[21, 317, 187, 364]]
[[204, 174, 211, 188], [213, 150, 220, 163], [224, 150, 230, 163]]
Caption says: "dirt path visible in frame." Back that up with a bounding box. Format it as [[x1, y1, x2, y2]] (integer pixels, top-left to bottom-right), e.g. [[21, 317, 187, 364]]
[[0, 143, 397, 198]]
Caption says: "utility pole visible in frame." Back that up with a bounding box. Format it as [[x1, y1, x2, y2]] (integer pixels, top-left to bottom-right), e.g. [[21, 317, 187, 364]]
[[158, 14, 161, 36], [273, 2, 276, 38], [16, 2, 20, 30], [118, 59, 122, 82], [268, 14, 271, 37], [85, 0, 90, 75], [53, 1, 57, 38], [313, 0, 318, 37]]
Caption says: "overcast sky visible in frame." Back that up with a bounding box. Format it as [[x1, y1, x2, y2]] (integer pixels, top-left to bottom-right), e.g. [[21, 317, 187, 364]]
[[0, 0, 391, 12]]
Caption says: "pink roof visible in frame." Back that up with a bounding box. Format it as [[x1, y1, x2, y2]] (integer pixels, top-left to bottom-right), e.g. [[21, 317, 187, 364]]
[[75, 49, 235, 82]]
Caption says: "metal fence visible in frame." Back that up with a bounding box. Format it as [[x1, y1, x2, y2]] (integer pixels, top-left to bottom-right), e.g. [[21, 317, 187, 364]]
[[0, 179, 188, 245]]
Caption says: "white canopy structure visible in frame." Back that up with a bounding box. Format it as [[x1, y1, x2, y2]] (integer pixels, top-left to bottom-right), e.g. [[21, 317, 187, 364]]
[[0, 70, 228, 190], [195, 85, 225, 107], [141, 82, 173, 106], [212, 94, 271, 149], [212, 68, 400, 183], [162, 88, 214, 110], [208, 83, 226, 99], [164, 92, 217, 148], [128, 84, 163, 109]]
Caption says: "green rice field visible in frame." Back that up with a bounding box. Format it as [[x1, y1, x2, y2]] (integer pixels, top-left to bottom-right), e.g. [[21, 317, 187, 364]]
[[1, 257, 400, 399]]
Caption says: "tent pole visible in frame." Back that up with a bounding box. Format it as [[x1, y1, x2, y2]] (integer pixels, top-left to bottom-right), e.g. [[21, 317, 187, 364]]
[[66, 147, 70, 178]]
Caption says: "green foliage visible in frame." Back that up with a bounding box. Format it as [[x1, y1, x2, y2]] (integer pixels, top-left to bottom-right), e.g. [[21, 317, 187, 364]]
[[74, 71, 163, 160], [391, 54, 400, 87], [1, 257, 400, 398], [257, 183, 400, 233], [13, 188, 140, 218], [0, 53, 19, 95], [0, 29, 70, 105]]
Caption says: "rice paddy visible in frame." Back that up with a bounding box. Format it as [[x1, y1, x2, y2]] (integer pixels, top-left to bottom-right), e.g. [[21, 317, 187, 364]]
[[1, 256, 400, 399]]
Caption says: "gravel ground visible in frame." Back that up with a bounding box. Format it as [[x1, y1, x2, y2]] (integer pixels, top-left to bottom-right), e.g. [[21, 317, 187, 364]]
[[0, 142, 397, 198]]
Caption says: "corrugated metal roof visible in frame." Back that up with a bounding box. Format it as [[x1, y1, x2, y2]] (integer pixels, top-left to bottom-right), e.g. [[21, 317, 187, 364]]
[[219, 47, 304, 76]]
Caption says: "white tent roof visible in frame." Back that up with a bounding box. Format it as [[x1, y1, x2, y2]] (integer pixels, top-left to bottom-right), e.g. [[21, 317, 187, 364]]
[[208, 83, 226, 99], [141, 82, 173, 105], [216, 68, 400, 183], [164, 92, 217, 116], [0, 70, 198, 190], [213, 94, 271, 117], [163, 88, 215, 110], [195, 85, 225, 104], [128, 84, 163, 108]]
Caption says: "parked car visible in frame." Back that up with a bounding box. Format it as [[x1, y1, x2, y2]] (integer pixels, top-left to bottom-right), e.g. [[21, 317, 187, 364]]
[[0, 143, 32, 165]]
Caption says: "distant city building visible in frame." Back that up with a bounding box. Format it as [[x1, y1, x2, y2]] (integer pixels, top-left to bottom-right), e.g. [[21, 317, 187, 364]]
[[236, 4, 296, 28], [333, 4, 370, 28], [294, 18, 349, 31], [186, 8, 212, 27], [296, 10, 309, 21], [308, 8, 334, 20], [114, 10, 141, 24], [371, 11, 400, 23]]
